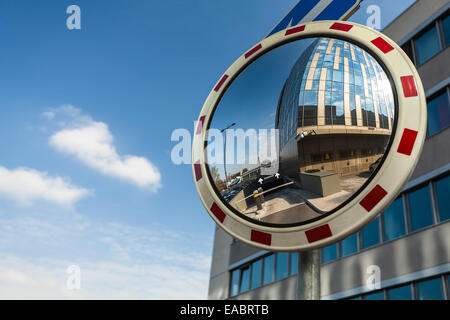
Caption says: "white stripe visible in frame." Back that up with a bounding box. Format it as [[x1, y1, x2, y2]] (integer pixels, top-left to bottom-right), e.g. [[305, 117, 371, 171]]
[[300, 0, 334, 23]]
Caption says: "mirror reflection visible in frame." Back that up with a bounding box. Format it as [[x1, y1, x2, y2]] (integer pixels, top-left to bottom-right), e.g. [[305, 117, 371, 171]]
[[207, 37, 395, 225]]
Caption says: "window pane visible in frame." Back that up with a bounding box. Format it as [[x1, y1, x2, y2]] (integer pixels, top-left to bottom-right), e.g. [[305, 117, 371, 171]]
[[239, 268, 250, 293], [362, 217, 380, 249], [417, 278, 443, 300], [435, 175, 450, 222], [341, 233, 358, 257], [427, 91, 450, 136], [388, 284, 412, 300], [442, 14, 450, 47], [230, 269, 240, 296], [364, 291, 384, 300], [415, 25, 440, 65], [251, 260, 262, 290], [263, 254, 274, 285], [408, 185, 433, 232], [290, 253, 298, 275], [276, 253, 289, 281], [322, 243, 338, 263], [383, 198, 406, 241]]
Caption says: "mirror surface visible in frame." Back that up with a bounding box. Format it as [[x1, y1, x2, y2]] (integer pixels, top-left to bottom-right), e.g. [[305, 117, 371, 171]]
[[206, 37, 395, 226]]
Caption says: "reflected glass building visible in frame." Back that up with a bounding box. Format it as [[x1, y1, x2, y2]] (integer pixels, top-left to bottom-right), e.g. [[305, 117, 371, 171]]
[[275, 38, 395, 178]]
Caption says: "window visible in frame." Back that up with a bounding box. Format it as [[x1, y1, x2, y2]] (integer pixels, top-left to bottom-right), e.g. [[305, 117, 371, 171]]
[[251, 260, 262, 290], [427, 89, 450, 137], [230, 269, 240, 297], [361, 217, 380, 249], [263, 254, 274, 285], [276, 253, 289, 281], [442, 14, 450, 47], [435, 175, 450, 222], [341, 233, 358, 257], [322, 243, 337, 263], [290, 253, 299, 275], [415, 25, 440, 65], [416, 278, 443, 300], [388, 284, 412, 300], [239, 267, 250, 293], [408, 185, 434, 232], [364, 291, 384, 300], [382, 197, 406, 241]]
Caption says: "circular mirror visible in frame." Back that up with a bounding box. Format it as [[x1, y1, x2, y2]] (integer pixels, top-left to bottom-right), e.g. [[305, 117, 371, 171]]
[[193, 21, 426, 251], [207, 36, 395, 226]]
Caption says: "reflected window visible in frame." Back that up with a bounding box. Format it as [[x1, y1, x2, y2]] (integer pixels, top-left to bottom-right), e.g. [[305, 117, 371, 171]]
[[263, 254, 274, 285], [382, 198, 405, 241], [251, 260, 262, 290], [388, 284, 412, 300], [361, 217, 380, 249], [417, 278, 443, 300], [230, 269, 240, 297], [276, 253, 289, 281], [415, 25, 440, 65], [427, 90, 450, 137], [435, 175, 450, 222], [239, 267, 250, 293], [408, 185, 433, 232], [341, 233, 358, 257], [322, 243, 337, 263], [290, 253, 299, 275], [364, 291, 384, 300]]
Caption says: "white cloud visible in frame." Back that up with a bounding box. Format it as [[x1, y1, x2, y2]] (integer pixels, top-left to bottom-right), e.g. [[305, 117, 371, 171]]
[[48, 106, 161, 191], [0, 166, 91, 206], [0, 216, 212, 299], [42, 111, 55, 119]]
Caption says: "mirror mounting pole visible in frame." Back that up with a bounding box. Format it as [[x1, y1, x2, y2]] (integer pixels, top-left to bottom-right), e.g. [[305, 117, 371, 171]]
[[297, 249, 321, 300]]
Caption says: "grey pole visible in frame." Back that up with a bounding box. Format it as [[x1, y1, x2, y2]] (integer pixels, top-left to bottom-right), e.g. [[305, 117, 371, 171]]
[[221, 123, 236, 191], [296, 249, 321, 300]]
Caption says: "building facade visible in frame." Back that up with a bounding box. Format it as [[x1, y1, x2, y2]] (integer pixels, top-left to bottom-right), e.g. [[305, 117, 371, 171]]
[[208, 0, 450, 300]]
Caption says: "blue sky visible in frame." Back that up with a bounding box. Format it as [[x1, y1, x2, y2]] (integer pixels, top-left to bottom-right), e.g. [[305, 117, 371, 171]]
[[0, 0, 415, 299]]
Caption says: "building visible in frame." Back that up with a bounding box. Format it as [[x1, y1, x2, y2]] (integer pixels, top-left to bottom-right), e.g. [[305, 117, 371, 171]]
[[276, 37, 394, 182], [208, 0, 450, 300]]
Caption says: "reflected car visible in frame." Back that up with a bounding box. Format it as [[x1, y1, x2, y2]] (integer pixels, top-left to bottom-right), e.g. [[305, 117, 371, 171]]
[[369, 157, 382, 173]]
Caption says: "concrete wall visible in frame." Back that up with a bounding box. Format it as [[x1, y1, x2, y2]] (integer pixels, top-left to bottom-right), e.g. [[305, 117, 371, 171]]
[[208, 226, 233, 300]]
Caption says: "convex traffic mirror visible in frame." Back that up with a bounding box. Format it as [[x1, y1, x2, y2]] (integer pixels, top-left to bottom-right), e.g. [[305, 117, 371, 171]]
[[193, 21, 427, 251]]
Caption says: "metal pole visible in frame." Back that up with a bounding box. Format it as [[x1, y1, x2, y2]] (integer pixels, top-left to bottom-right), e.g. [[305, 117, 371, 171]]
[[296, 249, 321, 300], [223, 132, 228, 191], [221, 123, 235, 191]]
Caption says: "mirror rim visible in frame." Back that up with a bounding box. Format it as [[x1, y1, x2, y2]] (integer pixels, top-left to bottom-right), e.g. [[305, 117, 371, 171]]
[[192, 20, 427, 252]]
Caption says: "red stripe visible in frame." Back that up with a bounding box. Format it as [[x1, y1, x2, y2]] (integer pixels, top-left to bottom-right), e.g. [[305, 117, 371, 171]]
[[245, 43, 262, 59], [194, 161, 202, 181], [371, 37, 394, 54], [250, 230, 271, 246], [214, 74, 229, 92], [210, 202, 226, 223], [285, 25, 305, 36], [195, 116, 205, 135], [305, 224, 332, 243], [329, 22, 353, 32], [359, 185, 388, 212], [401, 76, 418, 97], [397, 128, 418, 156]]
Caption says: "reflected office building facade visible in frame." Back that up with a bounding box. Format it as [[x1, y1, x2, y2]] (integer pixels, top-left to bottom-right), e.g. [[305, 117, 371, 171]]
[[276, 38, 394, 181], [208, 0, 450, 300]]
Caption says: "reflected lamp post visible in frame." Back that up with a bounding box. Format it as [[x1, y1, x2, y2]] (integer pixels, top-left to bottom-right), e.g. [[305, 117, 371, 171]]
[[221, 122, 236, 191]]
